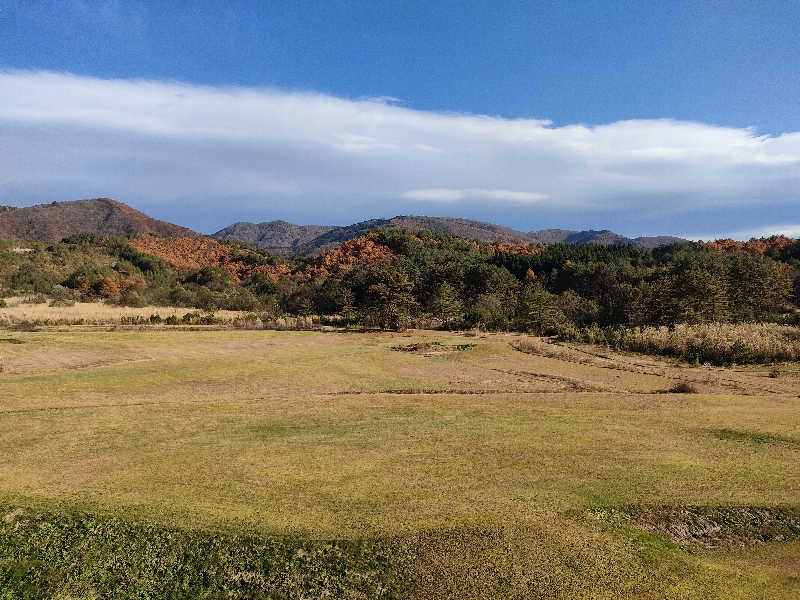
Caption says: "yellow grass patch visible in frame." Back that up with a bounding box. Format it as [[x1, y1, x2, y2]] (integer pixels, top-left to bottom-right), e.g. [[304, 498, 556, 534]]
[[1, 329, 798, 597], [0, 296, 246, 325]]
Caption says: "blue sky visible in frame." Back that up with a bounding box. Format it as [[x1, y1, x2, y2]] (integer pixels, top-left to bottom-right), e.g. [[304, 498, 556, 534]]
[[1, 1, 799, 237]]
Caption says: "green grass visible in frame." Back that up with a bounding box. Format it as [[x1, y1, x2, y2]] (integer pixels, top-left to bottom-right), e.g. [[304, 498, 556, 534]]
[[1, 329, 799, 598], [709, 428, 800, 447]]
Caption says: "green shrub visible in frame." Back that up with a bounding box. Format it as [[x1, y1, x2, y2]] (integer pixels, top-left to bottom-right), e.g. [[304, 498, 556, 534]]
[[9, 264, 57, 293], [181, 311, 220, 325], [49, 299, 75, 307], [119, 289, 146, 307], [119, 315, 147, 325], [668, 382, 698, 394]]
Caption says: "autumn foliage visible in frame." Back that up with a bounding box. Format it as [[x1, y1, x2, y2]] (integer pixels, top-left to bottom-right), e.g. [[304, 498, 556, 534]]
[[701, 235, 798, 256], [130, 234, 291, 282], [301, 233, 396, 278]]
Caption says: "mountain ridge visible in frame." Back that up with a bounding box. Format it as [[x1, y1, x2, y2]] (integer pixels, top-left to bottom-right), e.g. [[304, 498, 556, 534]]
[[214, 216, 689, 255], [0, 198, 693, 253], [0, 198, 197, 242]]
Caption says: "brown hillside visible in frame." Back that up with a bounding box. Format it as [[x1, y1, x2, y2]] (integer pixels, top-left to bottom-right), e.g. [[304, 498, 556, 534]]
[[130, 234, 291, 281], [488, 241, 546, 256], [701, 236, 798, 255], [0, 198, 196, 242], [301, 233, 396, 278]]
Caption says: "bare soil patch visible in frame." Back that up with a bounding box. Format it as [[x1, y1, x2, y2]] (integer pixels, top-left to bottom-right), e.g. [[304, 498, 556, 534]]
[[392, 341, 476, 355], [612, 505, 800, 547]]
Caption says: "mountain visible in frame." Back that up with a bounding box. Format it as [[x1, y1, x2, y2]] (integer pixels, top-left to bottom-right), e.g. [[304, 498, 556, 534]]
[[630, 235, 690, 248], [526, 229, 687, 248], [213, 220, 335, 254], [0, 198, 196, 242], [214, 216, 688, 255], [0, 198, 688, 252]]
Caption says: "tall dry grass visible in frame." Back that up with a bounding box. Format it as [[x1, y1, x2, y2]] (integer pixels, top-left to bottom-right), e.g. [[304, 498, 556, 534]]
[[557, 323, 800, 365], [0, 296, 246, 326], [622, 323, 800, 364], [0, 296, 325, 330]]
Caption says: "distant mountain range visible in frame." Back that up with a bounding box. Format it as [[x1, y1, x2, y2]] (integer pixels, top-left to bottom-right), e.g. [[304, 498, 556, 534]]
[[0, 198, 196, 242], [214, 216, 688, 255], [0, 198, 689, 253]]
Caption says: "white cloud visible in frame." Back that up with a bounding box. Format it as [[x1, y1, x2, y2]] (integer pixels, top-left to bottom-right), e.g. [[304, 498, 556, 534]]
[[472, 189, 549, 203], [0, 70, 798, 234], [403, 188, 548, 204], [403, 188, 468, 202]]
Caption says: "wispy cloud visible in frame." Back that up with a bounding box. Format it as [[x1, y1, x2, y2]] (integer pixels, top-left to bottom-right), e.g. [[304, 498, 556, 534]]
[[0, 70, 798, 235], [403, 188, 548, 204]]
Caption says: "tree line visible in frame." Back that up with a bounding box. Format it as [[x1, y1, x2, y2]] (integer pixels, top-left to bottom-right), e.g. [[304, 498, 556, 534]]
[[1, 230, 798, 331]]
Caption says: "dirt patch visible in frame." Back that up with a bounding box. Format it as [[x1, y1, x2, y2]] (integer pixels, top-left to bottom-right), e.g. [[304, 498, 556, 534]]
[[0, 338, 24, 344], [327, 388, 557, 396], [492, 368, 613, 393], [392, 342, 476, 355], [606, 505, 800, 548]]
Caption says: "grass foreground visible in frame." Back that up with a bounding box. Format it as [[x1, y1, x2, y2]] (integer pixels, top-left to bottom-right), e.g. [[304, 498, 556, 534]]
[[1, 328, 799, 598]]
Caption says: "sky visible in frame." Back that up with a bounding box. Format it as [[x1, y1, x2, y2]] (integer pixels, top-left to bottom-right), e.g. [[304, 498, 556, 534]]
[[1, 1, 798, 238]]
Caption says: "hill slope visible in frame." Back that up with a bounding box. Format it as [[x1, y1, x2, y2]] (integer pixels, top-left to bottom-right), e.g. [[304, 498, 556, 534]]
[[214, 216, 688, 255], [527, 228, 687, 248], [213, 220, 335, 254], [0, 198, 196, 242]]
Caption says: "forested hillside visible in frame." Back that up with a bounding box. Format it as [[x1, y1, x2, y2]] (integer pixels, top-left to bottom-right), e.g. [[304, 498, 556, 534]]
[[214, 216, 689, 255], [2, 229, 798, 334]]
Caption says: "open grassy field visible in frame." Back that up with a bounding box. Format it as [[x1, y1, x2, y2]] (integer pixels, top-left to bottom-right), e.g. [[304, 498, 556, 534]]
[[1, 327, 799, 598], [0, 296, 248, 326]]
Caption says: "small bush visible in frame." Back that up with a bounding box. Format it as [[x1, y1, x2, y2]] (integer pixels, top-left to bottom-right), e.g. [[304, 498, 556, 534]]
[[231, 313, 263, 329], [668, 382, 698, 394], [262, 315, 315, 331], [120, 315, 148, 325], [22, 293, 48, 304], [119, 289, 146, 308], [49, 299, 75, 307], [50, 284, 76, 301], [181, 311, 220, 325], [164, 315, 179, 325]]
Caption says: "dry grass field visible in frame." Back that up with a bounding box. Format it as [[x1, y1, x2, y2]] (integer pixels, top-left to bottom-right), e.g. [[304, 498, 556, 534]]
[[0, 296, 247, 325], [1, 326, 799, 598]]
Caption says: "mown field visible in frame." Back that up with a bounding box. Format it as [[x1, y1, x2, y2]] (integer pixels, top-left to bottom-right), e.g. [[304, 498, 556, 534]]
[[1, 326, 799, 598]]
